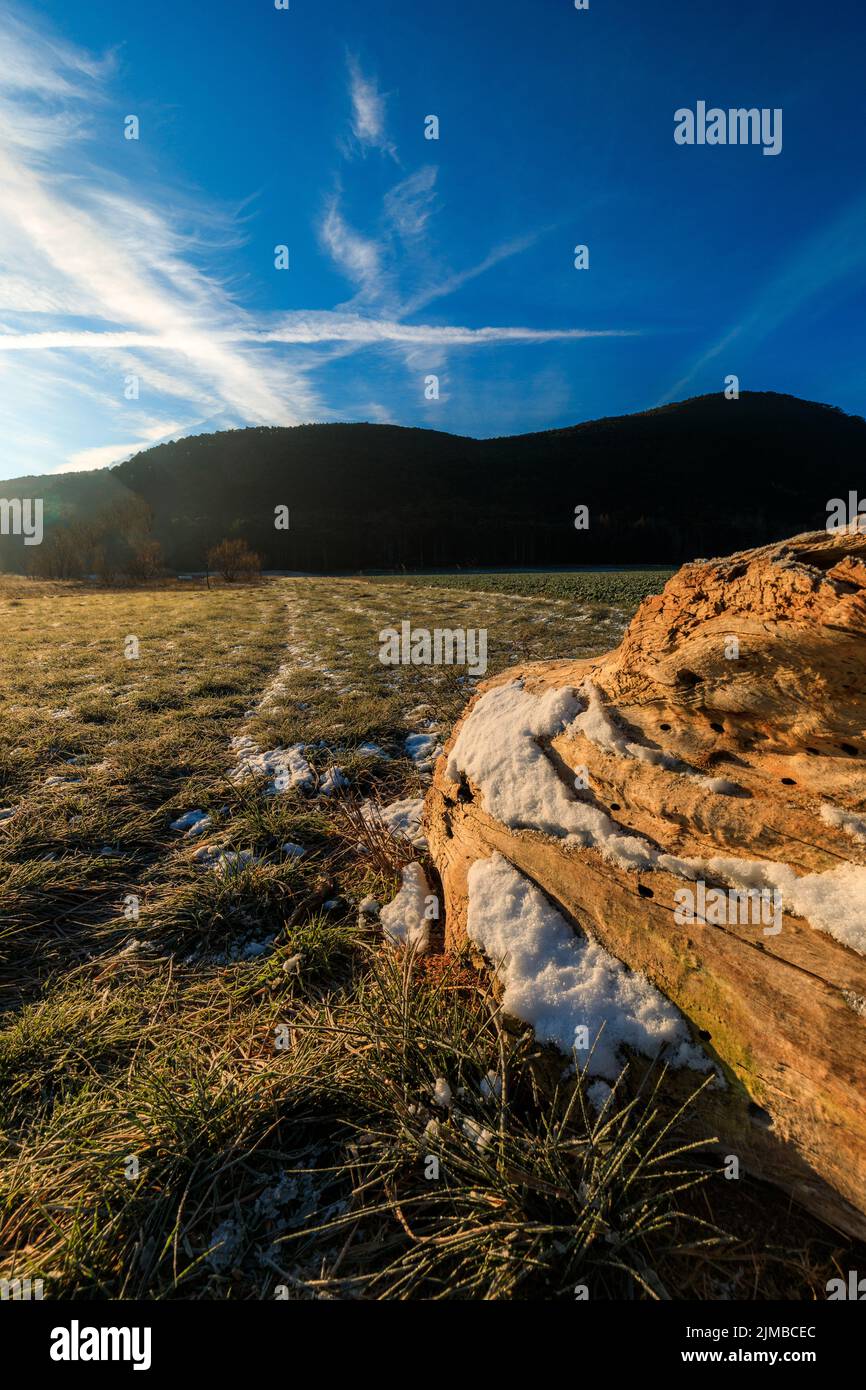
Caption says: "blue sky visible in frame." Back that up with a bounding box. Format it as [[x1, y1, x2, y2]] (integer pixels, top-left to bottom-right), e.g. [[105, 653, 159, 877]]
[[0, 0, 864, 479]]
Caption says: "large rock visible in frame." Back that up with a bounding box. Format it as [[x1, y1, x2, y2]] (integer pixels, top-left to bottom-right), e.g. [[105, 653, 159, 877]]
[[425, 524, 866, 1239]]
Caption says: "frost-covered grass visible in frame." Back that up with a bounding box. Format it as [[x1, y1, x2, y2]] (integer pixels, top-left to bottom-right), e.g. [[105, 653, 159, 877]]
[[0, 573, 854, 1300]]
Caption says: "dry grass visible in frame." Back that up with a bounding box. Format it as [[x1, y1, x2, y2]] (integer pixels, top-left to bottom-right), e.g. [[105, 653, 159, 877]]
[[0, 573, 860, 1299]]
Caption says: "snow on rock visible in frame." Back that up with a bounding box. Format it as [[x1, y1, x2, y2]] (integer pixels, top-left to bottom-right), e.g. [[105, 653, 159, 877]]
[[570, 682, 741, 795], [447, 681, 747, 877], [450, 683, 866, 957], [446, 682, 663, 871], [466, 852, 712, 1082], [820, 803, 866, 845], [699, 776, 743, 795], [680, 854, 866, 958], [380, 862, 434, 950]]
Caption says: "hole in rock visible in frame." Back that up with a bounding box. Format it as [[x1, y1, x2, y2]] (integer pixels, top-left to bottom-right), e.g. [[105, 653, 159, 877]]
[[610, 802, 621, 811], [675, 669, 702, 687], [710, 722, 724, 733], [781, 777, 796, 785], [659, 722, 671, 732], [748, 1102, 774, 1129], [839, 743, 859, 756], [456, 777, 473, 804], [706, 749, 743, 767], [698, 1029, 712, 1041], [637, 884, 654, 899]]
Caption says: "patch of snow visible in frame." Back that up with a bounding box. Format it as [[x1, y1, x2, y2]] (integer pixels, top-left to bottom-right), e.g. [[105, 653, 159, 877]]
[[356, 742, 390, 759], [432, 1078, 453, 1109], [699, 777, 743, 795], [405, 732, 444, 773], [230, 737, 315, 795], [318, 765, 348, 797], [586, 1079, 613, 1113], [362, 795, 427, 850], [235, 937, 275, 960], [206, 1219, 243, 1272], [479, 1070, 502, 1101], [170, 809, 211, 835], [467, 852, 712, 1082], [381, 862, 433, 950], [193, 846, 259, 876], [460, 1117, 494, 1151]]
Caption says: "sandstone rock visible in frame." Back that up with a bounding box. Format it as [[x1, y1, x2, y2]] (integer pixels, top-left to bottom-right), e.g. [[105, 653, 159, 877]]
[[425, 523, 866, 1238]]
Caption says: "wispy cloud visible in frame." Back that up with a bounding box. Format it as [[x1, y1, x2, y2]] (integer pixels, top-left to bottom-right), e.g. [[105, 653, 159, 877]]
[[346, 54, 398, 160], [0, 5, 321, 473], [0, 14, 634, 476], [0, 318, 630, 351], [319, 198, 387, 302]]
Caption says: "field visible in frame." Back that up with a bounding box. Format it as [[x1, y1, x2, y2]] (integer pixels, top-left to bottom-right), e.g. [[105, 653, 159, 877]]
[[0, 572, 856, 1300]]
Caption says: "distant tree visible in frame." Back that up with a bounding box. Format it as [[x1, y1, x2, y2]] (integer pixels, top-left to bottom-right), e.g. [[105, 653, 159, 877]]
[[92, 545, 119, 587], [28, 520, 96, 580], [206, 538, 262, 582], [128, 538, 164, 582]]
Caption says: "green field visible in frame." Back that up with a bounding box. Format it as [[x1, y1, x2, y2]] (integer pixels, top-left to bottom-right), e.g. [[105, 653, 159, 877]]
[[0, 573, 850, 1299], [385, 569, 675, 605]]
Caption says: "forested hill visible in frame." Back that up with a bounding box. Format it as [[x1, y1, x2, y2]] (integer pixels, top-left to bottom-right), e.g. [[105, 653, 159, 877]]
[[2, 391, 864, 572]]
